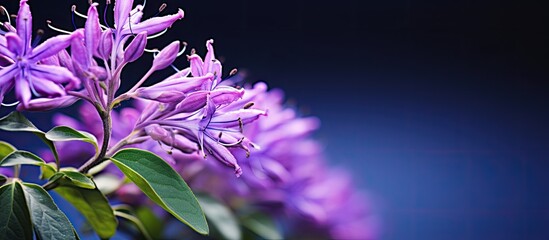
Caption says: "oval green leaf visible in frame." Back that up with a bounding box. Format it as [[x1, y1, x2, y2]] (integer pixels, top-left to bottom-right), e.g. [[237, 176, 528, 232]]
[[22, 183, 79, 240], [0, 111, 42, 133], [0, 180, 33, 240], [0, 141, 16, 159], [111, 148, 208, 235], [0, 150, 56, 174], [0, 112, 60, 170], [45, 126, 98, 151], [197, 194, 241, 240], [58, 170, 95, 189], [54, 184, 117, 238]]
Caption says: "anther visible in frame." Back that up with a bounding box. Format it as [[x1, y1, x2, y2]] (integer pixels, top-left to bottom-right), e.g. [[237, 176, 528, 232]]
[[32, 29, 44, 47], [238, 117, 244, 133], [243, 102, 254, 109], [190, 48, 196, 55], [159, 3, 167, 12], [71, 5, 78, 30], [229, 68, 238, 76], [152, 3, 167, 17], [218, 132, 223, 140]]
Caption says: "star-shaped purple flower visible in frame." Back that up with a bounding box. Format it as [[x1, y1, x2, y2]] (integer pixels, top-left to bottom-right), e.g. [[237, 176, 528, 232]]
[[0, 0, 79, 109]]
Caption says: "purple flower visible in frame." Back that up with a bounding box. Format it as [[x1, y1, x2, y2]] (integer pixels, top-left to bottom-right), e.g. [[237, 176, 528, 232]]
[[0, 0, 80, 109], [114, 1, 184, 37]]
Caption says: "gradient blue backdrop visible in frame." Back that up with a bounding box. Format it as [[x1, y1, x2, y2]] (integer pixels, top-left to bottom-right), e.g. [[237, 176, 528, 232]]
[[1, 0, 548, 239]]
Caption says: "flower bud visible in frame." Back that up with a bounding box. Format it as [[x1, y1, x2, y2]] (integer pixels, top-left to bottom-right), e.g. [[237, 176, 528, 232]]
[[98, 30, 113, 60], [152, 40, 180, 70], [124, 32, 147, 63]]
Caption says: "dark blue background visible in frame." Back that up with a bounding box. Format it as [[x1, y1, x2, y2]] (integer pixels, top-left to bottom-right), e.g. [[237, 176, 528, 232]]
[[1, 0, 548, 239]]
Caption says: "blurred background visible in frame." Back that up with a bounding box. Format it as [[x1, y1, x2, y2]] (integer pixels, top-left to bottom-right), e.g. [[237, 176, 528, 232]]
[[1, 0, 548, 239]]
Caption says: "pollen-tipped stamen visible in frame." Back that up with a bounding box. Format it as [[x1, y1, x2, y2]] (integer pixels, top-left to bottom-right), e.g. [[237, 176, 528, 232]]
[[46, 20, 73, 34], [152, 3, 167, 18], [0, 6, 11, 26], [31, 29, 44, 47]]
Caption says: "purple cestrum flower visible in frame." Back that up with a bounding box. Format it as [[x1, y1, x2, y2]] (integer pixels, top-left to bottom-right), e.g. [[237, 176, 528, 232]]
[[0, 0, 80, 109]]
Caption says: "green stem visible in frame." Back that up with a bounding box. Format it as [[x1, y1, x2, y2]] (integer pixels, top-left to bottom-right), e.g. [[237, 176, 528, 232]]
[[78, 109, 112, 173]]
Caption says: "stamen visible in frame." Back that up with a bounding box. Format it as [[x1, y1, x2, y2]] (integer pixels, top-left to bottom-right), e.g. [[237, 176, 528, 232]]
[[31, 29, 44, 47], [238, 117, 244, 133], [159, 3, 167, 12], [217, 132, 223, 142], [229, 68, 238, 76], [46, 20, 73, 34], [1, 100, 20, 107], [176, 42, 187, 57], [0, 6, 11, 26], [152, 3, 167, 17], [243, 102, 254, 109], [218, 137, 244, 147], [127, 13, 135, 36], [71, 5, 78, 30], [190, 48, 196, 55], [103, 1, 112, 29], [146, 28, 168, 39], [144, 48, 160, 53], [170, 64, 181, 72]]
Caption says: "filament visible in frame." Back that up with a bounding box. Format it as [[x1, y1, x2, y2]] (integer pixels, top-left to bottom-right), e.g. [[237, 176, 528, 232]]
[[46, 20, 73, 34]]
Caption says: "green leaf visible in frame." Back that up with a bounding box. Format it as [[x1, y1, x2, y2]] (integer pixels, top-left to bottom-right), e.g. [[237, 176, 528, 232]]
[[0, 150, 56, 174], [0, 112, 60, 170], [21, 183, 79, 240], [114, 210, 153, 240], [41, 163, 57, 179], [135, 207, 164, 238], [0, 141, 16, 159], [197, 194, 241, 240], [45, 126, 98, 151], [0, 180, 33, 240], [241, 212, 282, 240], [0, 174, 6, 185], [111, 148, 208, 235], [0, 111, 42, 133], [57, 170, 95, 189], [0, 150, 45, 166], [54, 184, 117, 238]]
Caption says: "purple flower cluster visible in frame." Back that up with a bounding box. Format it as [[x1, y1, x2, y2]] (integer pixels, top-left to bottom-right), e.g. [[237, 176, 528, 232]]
[[1, 1, 379, 239]]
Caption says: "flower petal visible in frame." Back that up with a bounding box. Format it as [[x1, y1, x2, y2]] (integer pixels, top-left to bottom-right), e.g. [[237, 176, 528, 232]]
[[5, 32, 22, 56], [122, 9, 184, 36], [203, 136, 242, 177], [15, 75, 31, 108], [29, 34, 74, 62], [30, 65, 80, 90], [85, 3, 101, 58], [28, 75, 65, 97], [210, 109, 267, 128], [114, 0, 134, 29], [0, 65, 18, 87], [17, 0, 32, 55], [17, 95, 78, 111]]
